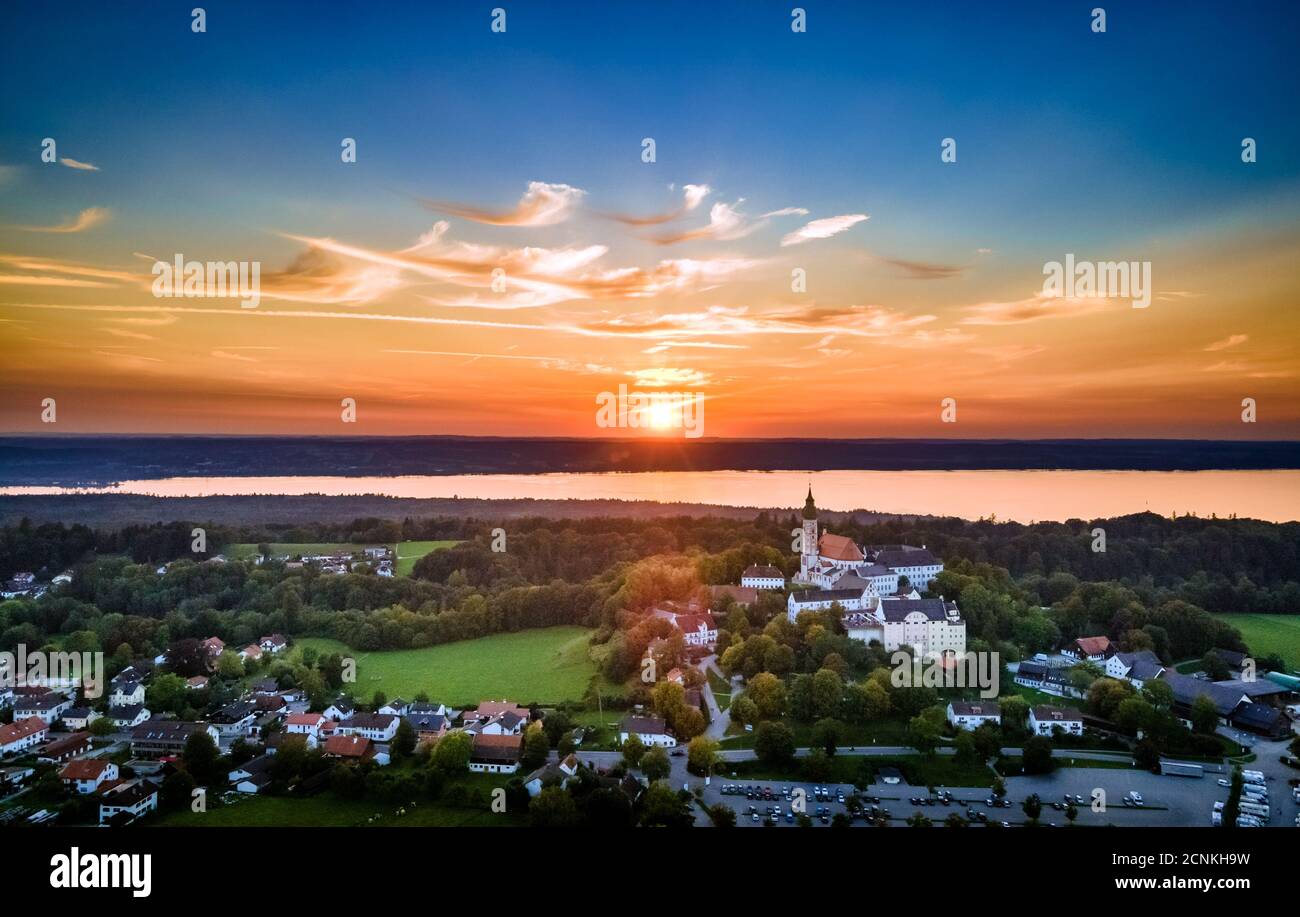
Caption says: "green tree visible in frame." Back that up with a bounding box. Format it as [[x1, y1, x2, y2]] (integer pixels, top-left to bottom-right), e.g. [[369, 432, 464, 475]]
[[182, 729, 220, 786], [521, 727, 550, 770], [754, 721, 796, 766], [686, 735, 720, 777], [1190, 695, 1220, 734], [746, 672, 787, 720], [641, 746, 671, 782], [621, 733, 646, 768], [432, 730, 472, 774], [391, 718, 417, 761], [1022, 794, 1042, 824], [528, 786, 579, 827], [1022, 736, 1054, 775]]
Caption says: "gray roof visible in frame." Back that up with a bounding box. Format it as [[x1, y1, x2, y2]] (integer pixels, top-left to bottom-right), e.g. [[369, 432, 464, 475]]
[[950, 701, 1001, 717], [790, 587, 866, 605], [1115, 650, 1165, 680], [870, 547, 941, 567], [620, 715, 668, 735], [878, 598, 959, 622], [1160, 672, 1248, 716]]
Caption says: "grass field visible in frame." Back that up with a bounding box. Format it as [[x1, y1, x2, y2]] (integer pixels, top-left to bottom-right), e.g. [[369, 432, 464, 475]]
[[295, 627, 598, 705], [1213, 613, 1300, 669], [151, 793, 515, 828], [394, 540, 460, 576]]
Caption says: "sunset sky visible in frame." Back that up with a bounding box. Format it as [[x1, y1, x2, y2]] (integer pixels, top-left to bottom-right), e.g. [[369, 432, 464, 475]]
[[1, 0, 1298, 438]]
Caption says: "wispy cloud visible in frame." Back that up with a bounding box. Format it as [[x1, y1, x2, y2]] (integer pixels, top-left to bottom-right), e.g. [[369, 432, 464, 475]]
[[1204, 333, 1248, 352], [780, 213, 868, 247], [960, 292, 1111, 325], [12, 206, 110, 233], [420, 180, 585, 226], [649, 200, 806, 245], [872, 254, 967, 279], [60, 158, 100, 171], [603, 184, 711, 226]]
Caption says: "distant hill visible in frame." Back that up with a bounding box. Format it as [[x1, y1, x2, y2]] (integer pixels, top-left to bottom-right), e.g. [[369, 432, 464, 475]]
[[1, 435, 1297, 486]]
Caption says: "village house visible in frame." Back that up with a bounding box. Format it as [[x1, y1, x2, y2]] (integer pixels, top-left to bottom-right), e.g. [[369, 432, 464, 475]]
[[186, 675, 209, 691], [14, 692, 74, 725], [618, 715, 677, 748], [1062, 636, 1114, 664], [285, 712, 329, 740], [211, 701, 258, 737], [710, 584, 759, 607], [61, 707, 101, 731], [0, 717, 50, 756], [201, 637, 225, 659], [323, 734, 377, 763], [406, 711, 448, 744], [1104, 650, 1166, 689], [1028, 705, 1085, 737], [740, 564, 785, 590], [98, 779, 159, 825], [524, 753, 580, 796], [258, 634, 289, 655], [37, 731, 92, 763], [378, 698, 411, 717], [130, 721, 221, 758], [228, 755, 274, 793], [238, 644, 264, 663], [468, 732, 522, 774], [323, 698, 356, 721], [60, 758, 119, 794], [337, 713, 400, 743], [109, 704, 151, 729], [947, 701, 1002, 731]]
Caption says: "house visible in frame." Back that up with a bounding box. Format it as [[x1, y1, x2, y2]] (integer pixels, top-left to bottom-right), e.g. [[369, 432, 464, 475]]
[[228, 754, 274, 793], [322, 734, 376, 763], [98, 780, 159, 825], [1230, 702, 1289, 738], [1062, 636, 1114, 664], [1028, 705, 1084, 736], [109, 704, 151, 729], [211, 701, 258, 737], [130, 721, 220, 758], [465, 701, 530, 726], [323, 698, 356, 721], [0, 766, 34, 788], [61, 759, 119, 794], [1105, 650, 1166, 689], [61, 707, 101, 731], [649, 602, 720, 649], [866, 546, 944, 591], [251, 678, 280, 695], [37, 731, 92, 763], [619, 715, 677, 748], [378, 698, 410, 717], [947, 701, 1001, 731], [201, 637, 225, 659], [468, 733, 522, 774], [524, 753, 580, 796], [741, 565, 785, 590], [794, 491, 945, 590], [238, 644, 263, 662], [1210, 648, 1250, 675], [788, 586, 874, 618], [665, 668, 685, 686], [874, 596, 966, 658], [0, 717, 50, 756], [109, 681, 146, 707], [258, 634, 289, 655], [14, 692, 74, 725], [186, 676, 209, 691], [285, 712, 329, 739], [709, 585, 759, 607], [408, 701, 448, 718], [253, 695, 288, 717], [406, 712, 448, 744], [337, 713, 400, 742], [1014, 659, 1049, 689], [0, 685, 12, 709]]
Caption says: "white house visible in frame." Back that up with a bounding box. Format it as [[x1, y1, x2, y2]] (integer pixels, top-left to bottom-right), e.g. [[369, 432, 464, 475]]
[[1105, 650, 1165, 690], [284, 712, 329, 739], [211, 701, 257, 737], [98, 780, 158, 825], [947, 701, 1002, 731], [619, 715, 677, 748], [14, 693, 74, 725], [1062, 636, 1114, 665], [794, 490, 944, 590], [337, 713, 400, 743], [468, 733, 522, 774], [108, 704, 151, 729], [1028, 705, 1084, 737], [524, 753, 580, 797], [0, 717, 49, 756], [740, 565, 785, 590], [60, 759, 119, 794], [378, 698, 410, 717], [876, 597, 966, 659], [323, 699, 356, 721], [787, 586, 875, 620]]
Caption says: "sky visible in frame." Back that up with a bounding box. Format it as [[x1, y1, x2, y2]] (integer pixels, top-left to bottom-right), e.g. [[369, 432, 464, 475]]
[[1, 0, 1297, 438]]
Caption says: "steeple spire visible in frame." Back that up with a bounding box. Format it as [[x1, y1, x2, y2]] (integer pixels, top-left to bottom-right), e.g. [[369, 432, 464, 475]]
[[802, 485, 818, 520]]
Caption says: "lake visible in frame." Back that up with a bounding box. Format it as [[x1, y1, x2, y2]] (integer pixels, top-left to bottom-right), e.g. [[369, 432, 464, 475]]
[[2, 469, 1297, 522]]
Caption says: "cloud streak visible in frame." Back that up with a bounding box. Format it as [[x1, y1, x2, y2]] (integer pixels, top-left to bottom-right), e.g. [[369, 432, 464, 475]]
[[419, 181, 585, 226], [781, 213, 868, 246]]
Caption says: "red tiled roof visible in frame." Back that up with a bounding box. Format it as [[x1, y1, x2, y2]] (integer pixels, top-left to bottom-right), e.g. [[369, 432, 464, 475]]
[[323, 735, 373, 758], [819, 532, 864, 563], [60, 758, 112, 781], [1074, 636, 1111, 656], [0, 717, 47, 745]]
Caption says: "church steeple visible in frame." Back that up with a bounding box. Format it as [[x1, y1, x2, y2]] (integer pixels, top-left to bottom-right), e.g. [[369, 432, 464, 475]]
[[802, 485, 818, 520]]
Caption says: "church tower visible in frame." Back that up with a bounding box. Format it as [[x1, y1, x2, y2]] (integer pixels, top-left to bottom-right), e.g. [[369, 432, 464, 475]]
[[800, 486, 819, 577]]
